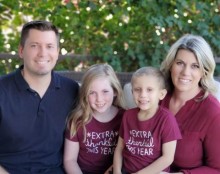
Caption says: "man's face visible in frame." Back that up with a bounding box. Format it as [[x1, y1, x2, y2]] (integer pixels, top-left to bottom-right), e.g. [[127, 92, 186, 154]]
[[19, 29, 59, 77]]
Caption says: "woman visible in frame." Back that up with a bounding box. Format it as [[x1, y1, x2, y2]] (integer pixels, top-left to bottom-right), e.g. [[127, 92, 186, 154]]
[[160, 34, 220, 174]]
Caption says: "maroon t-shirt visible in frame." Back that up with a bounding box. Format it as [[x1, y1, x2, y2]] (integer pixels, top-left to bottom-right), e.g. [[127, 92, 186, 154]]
[[120, 106, 181, 173], [65, 108, 124, 174], [161, 92, 220, 174]]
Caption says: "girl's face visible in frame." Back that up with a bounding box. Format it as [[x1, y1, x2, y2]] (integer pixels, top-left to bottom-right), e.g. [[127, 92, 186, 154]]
[[170, 49, 203, 93], [88, 77, 115, 114]]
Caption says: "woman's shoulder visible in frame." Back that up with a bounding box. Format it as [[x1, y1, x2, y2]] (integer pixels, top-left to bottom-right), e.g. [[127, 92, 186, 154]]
[[203, 94, 220, 109], [198, 94, 220, 121]]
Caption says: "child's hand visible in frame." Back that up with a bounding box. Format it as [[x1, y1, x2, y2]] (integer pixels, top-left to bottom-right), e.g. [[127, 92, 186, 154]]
[[104, 165, 113, 174]]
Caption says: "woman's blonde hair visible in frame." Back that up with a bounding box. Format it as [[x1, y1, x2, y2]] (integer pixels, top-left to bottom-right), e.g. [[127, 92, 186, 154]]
[[67, 63, 125, 140], [160, 34, 217, 99]]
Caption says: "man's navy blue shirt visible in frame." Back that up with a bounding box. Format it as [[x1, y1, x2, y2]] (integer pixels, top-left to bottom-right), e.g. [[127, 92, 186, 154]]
[[0, 67, 79, 173]]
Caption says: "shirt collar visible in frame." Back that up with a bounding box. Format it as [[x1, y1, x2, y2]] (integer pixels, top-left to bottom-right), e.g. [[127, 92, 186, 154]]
[[15, 65, 61, 91]]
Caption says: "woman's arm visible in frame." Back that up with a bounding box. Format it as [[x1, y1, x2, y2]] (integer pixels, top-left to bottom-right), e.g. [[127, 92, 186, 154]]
[[63, 138, 83, 174], [113, 137, 124, 174], [134, 140, 177, 174]]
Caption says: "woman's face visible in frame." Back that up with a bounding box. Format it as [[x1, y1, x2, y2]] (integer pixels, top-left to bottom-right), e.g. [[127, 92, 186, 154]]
[[170, 49, 203, 93]]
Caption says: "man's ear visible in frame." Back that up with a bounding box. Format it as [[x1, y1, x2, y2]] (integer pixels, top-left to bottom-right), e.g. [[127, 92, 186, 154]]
[[159, 89, 167, 100], [18, 45, 24, 60]]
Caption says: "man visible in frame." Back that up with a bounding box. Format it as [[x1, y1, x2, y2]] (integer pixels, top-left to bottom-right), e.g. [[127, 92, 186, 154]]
[[0, 20, 79, 173]]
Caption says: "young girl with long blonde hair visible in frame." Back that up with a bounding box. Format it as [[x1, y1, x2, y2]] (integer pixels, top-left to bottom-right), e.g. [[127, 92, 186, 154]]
[[64, 63, 125, 174]]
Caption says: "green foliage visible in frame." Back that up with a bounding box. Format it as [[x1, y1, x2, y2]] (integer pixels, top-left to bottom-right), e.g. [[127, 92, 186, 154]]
[[0, 0, 220, 75]]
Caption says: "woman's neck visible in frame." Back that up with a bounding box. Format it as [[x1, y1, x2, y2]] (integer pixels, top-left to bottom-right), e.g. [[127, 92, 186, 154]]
[[173, 86, 201, 102], [169, 87, 201, 115]]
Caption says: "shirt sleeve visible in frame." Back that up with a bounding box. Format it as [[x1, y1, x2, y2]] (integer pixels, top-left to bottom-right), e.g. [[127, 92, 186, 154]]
[[161, 112, 182, 143], [64, 124, 79, 142]]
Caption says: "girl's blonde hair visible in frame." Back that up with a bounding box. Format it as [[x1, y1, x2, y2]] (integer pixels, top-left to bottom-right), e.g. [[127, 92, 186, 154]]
[[67, 63, 125, 140], [160, 34, 217, 100]]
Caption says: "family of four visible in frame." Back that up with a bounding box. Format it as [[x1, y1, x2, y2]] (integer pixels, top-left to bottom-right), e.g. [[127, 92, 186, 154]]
[[0, 20, 219, 174]]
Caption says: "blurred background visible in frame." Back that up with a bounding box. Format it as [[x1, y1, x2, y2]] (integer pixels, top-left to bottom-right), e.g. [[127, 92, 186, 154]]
[[1, 0, 220, 76]]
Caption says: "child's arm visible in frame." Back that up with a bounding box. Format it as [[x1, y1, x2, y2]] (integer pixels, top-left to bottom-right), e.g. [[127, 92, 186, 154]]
[[63, 138, 83, 174], [133, 140, 177, 174], [113, 137, 125, 174], [0, 166, 9, 174]]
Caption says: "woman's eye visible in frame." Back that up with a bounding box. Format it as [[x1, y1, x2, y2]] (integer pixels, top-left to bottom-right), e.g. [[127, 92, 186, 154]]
[[47, 44, 55, 49], [192, 64, 200, 69]]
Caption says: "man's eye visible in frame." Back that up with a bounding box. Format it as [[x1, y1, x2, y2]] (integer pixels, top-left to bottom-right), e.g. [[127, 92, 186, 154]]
[[30, 44, 37, 48]]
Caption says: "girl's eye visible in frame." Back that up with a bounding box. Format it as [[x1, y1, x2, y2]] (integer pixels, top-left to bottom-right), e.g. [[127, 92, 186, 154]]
[[176, 61, 183, 65], [103, 90, 109, 93], [89, 91, 95, 95]]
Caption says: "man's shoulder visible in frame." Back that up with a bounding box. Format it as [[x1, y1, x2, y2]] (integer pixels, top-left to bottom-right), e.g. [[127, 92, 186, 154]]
[[0, 71, 16, 79], [0, 72, 18, 98], [0, 71, 17, 85], [53, 72, 79, 87]]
